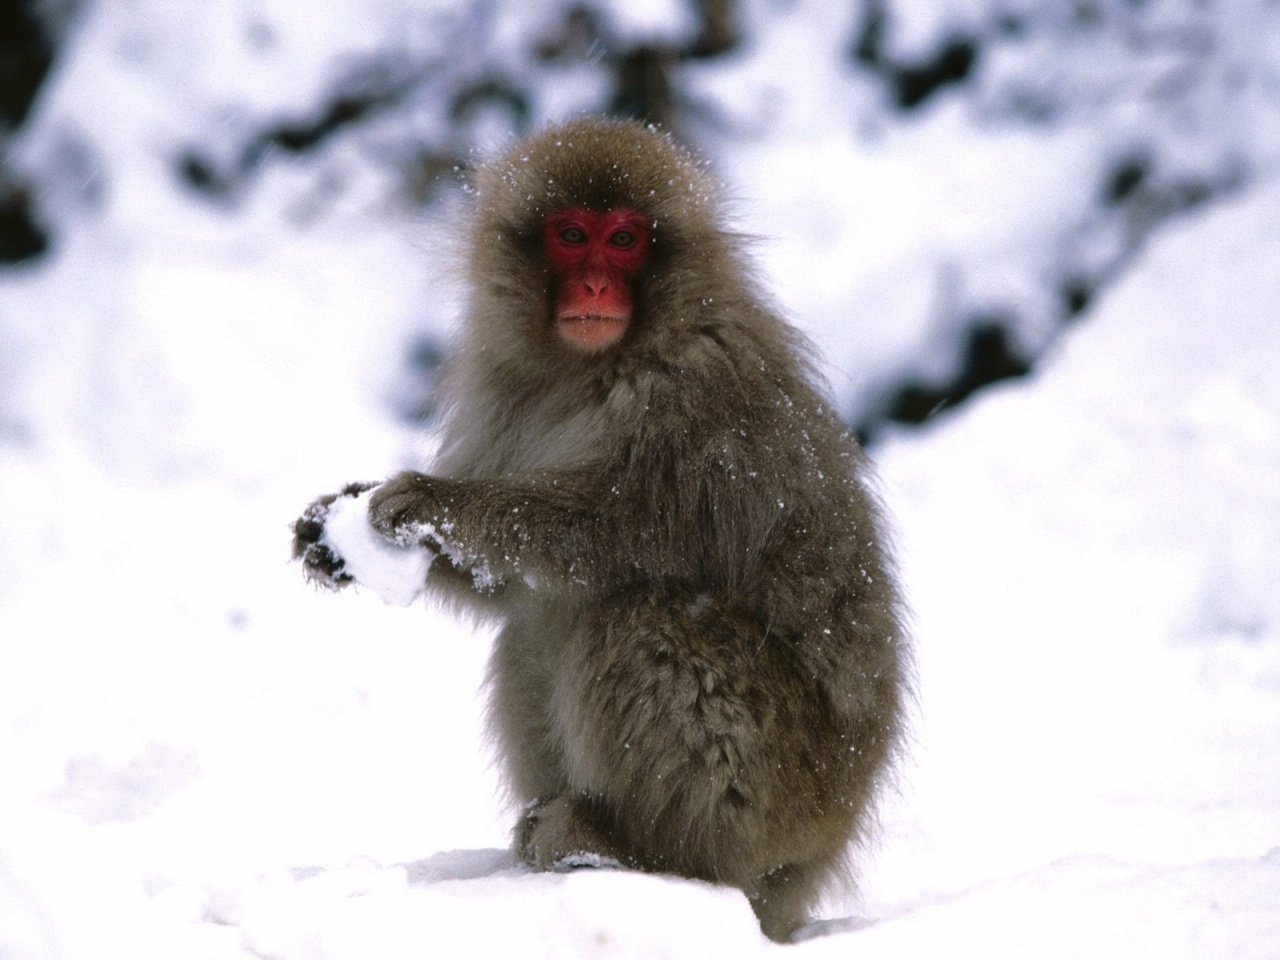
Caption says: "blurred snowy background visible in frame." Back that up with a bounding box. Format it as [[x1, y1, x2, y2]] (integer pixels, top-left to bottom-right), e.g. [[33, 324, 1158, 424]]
[[1, 1, 1278, 957]]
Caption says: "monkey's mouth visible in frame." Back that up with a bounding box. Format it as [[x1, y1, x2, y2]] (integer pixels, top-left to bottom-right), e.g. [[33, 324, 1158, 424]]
[[557, 313, 629, 351]]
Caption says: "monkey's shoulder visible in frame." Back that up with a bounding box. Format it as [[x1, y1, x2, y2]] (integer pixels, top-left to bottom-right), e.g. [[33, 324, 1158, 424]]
[[613, 313, 811, 410], [610, 335, 850, 461]]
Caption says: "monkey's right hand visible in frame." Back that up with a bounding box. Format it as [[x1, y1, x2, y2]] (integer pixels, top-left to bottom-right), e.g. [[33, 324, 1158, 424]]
[[291, 481, 379, 590]]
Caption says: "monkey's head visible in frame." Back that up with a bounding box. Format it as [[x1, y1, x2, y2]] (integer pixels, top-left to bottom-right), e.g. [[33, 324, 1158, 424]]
[[465, 119, 729, 360], [541, 207, 649, 352]]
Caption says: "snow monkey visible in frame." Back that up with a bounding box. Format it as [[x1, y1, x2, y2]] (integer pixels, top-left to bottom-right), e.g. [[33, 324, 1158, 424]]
[[292, 118, 909, 942]]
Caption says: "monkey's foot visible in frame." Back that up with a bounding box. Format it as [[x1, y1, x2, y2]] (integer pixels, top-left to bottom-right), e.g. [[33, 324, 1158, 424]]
[[515, 795, 625, 872], [552, 851, 624, 871]]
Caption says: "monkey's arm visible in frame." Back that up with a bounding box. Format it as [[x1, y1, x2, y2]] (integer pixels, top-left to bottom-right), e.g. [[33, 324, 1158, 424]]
[[368, 469, 614, 592]]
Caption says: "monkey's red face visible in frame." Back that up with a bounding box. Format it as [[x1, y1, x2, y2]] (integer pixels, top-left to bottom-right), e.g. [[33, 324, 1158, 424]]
[[543, 209, 649, 352]]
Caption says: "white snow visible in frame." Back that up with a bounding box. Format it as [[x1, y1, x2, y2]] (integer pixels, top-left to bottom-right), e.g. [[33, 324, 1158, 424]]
[[1, 2, 1278, 958], [320, 487, 434, 607]]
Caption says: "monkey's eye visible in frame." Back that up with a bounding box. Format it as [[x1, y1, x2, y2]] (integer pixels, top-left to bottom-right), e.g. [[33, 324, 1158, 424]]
[[559, 226, 587, 244], [608, 230, 636, 248]]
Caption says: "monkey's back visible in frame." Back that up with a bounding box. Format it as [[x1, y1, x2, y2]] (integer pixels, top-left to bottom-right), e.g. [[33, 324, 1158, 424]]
[[608, 306, 908, 812]]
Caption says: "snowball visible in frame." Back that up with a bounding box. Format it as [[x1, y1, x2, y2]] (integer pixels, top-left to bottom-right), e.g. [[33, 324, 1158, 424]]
[[320, 488, 433, 607]]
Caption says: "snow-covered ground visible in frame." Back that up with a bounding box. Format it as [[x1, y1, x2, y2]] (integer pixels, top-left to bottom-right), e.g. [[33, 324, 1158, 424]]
[[2, 2, 1278, 957]]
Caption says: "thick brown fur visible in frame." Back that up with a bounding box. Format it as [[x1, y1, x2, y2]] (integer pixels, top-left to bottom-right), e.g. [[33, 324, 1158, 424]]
[[292, 118, 909, 942]]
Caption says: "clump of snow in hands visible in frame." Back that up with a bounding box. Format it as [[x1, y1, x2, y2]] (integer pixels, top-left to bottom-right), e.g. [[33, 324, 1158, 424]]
[[320, 488, 433, 607]]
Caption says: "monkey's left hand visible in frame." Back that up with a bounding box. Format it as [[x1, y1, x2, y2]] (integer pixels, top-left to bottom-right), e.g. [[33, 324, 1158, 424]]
[[291, 481, 379, 589], [367, 471, 444, 546]]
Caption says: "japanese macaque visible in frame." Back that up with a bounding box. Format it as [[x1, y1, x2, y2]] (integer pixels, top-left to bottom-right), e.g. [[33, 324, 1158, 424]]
[[292, 118, 908, 942]]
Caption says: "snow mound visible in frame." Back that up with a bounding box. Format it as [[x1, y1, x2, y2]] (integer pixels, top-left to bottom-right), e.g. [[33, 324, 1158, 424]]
[[215, 854, 764, 960]]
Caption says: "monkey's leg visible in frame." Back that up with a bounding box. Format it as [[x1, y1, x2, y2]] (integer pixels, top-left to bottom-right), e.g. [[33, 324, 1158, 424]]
[[490, 611, 632, 870], [486, 609, 574, 808], [551, 583, 859, 941]]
